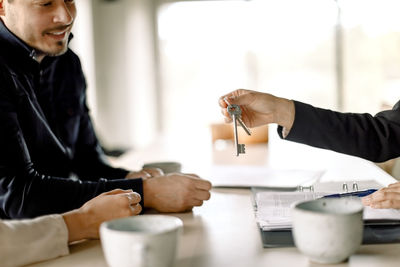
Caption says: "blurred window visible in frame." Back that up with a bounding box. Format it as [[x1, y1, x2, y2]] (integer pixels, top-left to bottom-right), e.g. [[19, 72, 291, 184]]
[[158, 0, 337, 138]]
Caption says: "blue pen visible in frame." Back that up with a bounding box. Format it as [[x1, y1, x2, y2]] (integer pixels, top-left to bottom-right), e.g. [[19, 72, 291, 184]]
[[322, 189, 378, 198]]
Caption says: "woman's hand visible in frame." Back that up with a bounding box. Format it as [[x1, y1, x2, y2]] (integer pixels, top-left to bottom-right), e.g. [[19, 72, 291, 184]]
[[362, 182, 400, 209], [219, 89, 295, 130], [62, 189, 142, 242]]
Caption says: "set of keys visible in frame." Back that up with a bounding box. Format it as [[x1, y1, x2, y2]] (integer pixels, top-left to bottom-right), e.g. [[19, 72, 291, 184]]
[[225, 99, 252, 156]]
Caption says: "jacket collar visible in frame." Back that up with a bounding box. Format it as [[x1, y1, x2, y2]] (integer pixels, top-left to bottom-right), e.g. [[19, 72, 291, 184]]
[[0, 19, 73, 68]]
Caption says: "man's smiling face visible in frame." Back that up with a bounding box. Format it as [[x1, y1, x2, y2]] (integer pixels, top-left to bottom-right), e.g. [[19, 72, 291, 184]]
[[0, 0, 77, 58]]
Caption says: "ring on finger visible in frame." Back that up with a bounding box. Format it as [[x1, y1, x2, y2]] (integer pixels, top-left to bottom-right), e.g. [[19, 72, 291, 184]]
[[129, 203, 139, 214]]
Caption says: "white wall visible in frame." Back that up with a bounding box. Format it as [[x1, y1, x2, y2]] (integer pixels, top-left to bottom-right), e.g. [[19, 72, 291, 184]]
[[77, 0, 159, 150], [70, 0, 97, 121]]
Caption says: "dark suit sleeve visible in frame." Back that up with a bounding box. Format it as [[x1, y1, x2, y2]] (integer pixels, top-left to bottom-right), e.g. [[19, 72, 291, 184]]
[[277, 100, 400, 163], [0, 85, 143, 219]]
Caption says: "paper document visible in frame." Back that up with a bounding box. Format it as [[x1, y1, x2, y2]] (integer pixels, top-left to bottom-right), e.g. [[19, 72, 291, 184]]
[[206, 165, 323, 188], [254, 191, 400, 231]]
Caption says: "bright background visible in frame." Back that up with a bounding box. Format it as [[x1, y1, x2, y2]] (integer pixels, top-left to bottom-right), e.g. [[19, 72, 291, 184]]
[[70, 0, 400, 165]]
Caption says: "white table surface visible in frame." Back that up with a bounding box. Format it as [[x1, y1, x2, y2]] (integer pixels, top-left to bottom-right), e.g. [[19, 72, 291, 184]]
[[27, 130, 400, 267]]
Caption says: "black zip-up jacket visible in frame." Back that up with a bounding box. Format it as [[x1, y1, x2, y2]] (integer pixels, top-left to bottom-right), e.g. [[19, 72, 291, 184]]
[[0, 21, 143, 219]]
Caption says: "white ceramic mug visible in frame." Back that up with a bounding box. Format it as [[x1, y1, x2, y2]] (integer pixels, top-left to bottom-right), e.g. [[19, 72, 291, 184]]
[[142, 161, 182, 174], [291, 197, 363, 264], [100, 215, 183, 267]]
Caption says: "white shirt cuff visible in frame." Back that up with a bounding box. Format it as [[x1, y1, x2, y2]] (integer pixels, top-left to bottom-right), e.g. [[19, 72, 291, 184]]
[[281, 127, 291, 138]]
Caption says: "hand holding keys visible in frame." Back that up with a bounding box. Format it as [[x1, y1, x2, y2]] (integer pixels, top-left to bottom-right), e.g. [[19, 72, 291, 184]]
[[225, 98, 252, 156]]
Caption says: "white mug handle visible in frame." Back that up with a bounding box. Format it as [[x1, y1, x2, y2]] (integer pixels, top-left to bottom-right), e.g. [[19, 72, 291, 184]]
[[131, 244, 148, 267]]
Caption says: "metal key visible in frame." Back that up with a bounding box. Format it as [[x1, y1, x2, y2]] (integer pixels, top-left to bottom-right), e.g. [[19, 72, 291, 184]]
[[226, 104, 252, 156]]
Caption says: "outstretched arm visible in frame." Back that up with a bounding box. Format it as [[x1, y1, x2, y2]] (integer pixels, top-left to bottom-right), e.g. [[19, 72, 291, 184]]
[[219, 89, 400, 162]]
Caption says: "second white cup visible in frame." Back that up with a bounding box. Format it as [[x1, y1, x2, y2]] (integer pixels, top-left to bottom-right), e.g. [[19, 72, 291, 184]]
[[292, 197, 364, 264], [142, 161, 182, 174]]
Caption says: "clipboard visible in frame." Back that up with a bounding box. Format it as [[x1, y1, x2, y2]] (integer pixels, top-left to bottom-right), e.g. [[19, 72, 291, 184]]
[[252, 181, 400, 248]]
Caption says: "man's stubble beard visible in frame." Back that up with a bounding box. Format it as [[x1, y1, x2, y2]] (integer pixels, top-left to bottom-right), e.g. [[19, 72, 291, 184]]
[[47, 41, 69, 57], [35, 40, 69, 58]]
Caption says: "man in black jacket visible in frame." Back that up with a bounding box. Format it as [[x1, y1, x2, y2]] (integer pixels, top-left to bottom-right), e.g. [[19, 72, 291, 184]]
[[219, 89, 400, 209], [0, 0, 211, 219]]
